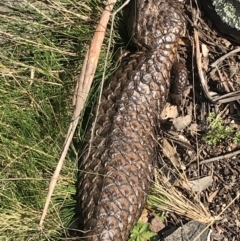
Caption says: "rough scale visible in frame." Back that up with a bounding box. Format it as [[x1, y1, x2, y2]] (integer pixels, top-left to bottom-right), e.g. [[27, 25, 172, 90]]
[[77, 0, 186, 240]]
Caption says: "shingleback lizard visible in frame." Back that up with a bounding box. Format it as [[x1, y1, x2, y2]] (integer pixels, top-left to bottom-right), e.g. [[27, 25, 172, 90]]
[[77, 0, 186, 240]]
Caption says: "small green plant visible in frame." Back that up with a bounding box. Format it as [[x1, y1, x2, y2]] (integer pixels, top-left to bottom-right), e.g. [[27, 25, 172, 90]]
[[129, 221, 157, 241], [203, 113, 240, 145], [233, 129, 240, 144]]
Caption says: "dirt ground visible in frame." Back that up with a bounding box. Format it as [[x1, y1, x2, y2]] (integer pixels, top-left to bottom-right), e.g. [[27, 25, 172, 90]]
[[153, 1, 240, 240]]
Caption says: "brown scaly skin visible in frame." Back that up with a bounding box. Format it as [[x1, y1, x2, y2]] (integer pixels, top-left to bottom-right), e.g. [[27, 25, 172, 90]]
[[77, 0, 186, 240]]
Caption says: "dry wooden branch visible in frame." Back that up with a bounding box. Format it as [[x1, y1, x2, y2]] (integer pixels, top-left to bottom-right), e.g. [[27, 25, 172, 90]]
[[39, 0, 117, 228], [210, 47, 240, 68], [199, 149, 240, 165], [194, 16, 240, 104]]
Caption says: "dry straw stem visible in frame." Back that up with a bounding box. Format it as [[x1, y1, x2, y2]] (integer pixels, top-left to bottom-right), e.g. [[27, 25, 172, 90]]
[[148, 169, 214, 224], [149, 168, 240, 240], [40, 0, 117, 228]]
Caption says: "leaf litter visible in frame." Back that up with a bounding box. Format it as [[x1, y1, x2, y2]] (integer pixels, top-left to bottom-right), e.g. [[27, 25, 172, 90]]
[[146, 0, 240, 240]]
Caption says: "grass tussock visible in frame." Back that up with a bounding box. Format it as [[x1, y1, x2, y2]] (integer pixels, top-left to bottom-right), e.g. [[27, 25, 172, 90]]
[[148, 169, 214, 224], [0, 0, 123, 240]]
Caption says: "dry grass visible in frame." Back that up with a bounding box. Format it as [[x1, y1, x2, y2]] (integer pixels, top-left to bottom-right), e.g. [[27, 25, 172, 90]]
[[148, 169, 215, 224], [0, 0, 122, 240]]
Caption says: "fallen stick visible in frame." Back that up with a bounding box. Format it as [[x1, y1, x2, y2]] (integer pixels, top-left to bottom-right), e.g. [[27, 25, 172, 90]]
[[39, 0, 117, 228]]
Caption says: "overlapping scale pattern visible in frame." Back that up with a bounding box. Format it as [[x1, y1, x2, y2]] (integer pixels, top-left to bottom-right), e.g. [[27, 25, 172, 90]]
[[77, 1, 186, 240]]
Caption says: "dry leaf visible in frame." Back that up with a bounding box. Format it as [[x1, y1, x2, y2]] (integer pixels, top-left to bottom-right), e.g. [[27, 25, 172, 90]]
[[178, 134, 189, 143], [179, 176, 213, 193], [162, 138, 185, 169], [139, 209, 149, 223], [202, 44, 209, 57], [221, 37, 231, 47], [161, 103, 178, 119], [207, 189, 219, 203], [150, 216, 165, 233], [186, 102, 193, 115], [189, 123, 198, 133], [201, 44, 209, 71], [171, 115, 192, 131]]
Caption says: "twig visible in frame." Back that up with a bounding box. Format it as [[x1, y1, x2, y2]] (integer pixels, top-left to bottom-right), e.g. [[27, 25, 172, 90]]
[[193, 13, 240, 104], [194, 21, 215, 103], [39, 0, 117, 228], [192, 5, 201, 178], [210, 47, 240, 68], [199, 149, 240, 165], [214, 90, 240, 103]]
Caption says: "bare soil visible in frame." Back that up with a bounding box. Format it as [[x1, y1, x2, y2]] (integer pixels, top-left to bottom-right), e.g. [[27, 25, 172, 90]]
[[155, 1, 240, 240]]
